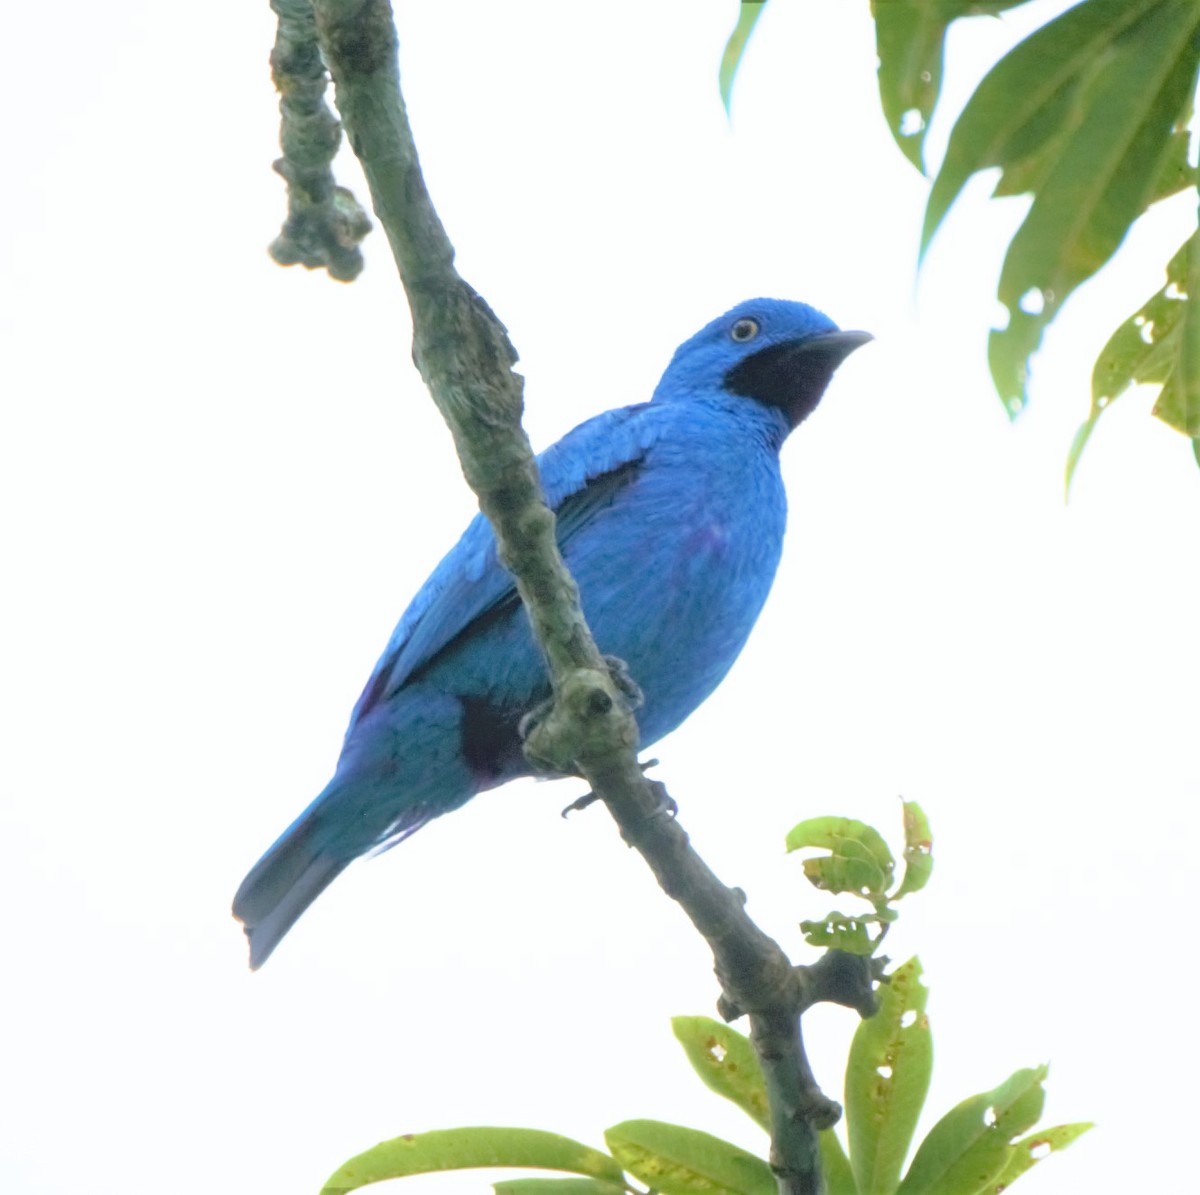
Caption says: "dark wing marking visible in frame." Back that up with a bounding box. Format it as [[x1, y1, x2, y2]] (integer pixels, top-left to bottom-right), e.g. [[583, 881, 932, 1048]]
[[348, 404, 663, 730], [405, 457, 645, 688]]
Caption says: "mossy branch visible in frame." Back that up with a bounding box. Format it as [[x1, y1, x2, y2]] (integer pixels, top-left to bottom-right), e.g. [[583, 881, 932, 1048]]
[[268, 0, 371, 279], [273, 3, 876, 1190]]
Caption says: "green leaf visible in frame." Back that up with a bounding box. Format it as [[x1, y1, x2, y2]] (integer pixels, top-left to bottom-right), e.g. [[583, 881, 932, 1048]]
[[986, 1, 1200, 415], [922, 0, 1162, 257], [319, 1127, 625, 1194], [802, 845, 888, 896], [818, 1130, 857, 1195], [671, 1017, 770, 1131], [893, 800, 934, 899], [872, 0, 1034, 173], [604, 1120, 775, 1195], [1153, 222, 1200, 437], [1064, 416, 1102, 496], [982, 1122, 1094, 1192], [786, 817, 895, 871], [986, 79, 1082, 201], [799, 911, 885, 956], [897, 1066, 1049, 1195], [786, 816, 896, 896], [1146, 126, 1197, 207], [1069, 231, 1200, 489], [1098, 238, 1194, 398], [494, 1181, 629, 1195], [846, 957, 933, 1195], [719, 1, 769, 115]]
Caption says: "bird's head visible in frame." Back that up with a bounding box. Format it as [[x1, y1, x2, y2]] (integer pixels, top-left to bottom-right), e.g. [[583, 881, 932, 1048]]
[[655, 298, 871, 431]]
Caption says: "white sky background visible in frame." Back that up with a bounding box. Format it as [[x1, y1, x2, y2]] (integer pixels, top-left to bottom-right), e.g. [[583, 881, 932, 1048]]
[[2, 1, 1198, 1192]]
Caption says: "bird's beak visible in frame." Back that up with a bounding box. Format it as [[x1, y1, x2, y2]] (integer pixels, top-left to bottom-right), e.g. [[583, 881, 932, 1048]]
[[725, 329, 873, 428], [804, 329, 874, 358]]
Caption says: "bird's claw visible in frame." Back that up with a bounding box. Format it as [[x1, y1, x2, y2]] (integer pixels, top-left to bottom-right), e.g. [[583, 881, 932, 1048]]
[[646, 780, 678, 821], [561, 791, 600, 818], [602, 655, 644, 710], [519, 656, 642, 750], [518, 698, 554, 745], [561, 764, 669, 820]]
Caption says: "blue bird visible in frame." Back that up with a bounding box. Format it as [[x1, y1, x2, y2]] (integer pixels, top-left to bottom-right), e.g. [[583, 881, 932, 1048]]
[[233, 298, 869, 967]]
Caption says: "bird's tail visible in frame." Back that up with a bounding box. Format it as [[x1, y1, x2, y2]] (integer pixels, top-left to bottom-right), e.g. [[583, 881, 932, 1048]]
[[233, 688, 472, 967], [232, 803, 350, 970]]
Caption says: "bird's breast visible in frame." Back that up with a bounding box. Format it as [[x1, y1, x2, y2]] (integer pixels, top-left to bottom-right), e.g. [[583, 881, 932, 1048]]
[[567, 437, 787, 746]]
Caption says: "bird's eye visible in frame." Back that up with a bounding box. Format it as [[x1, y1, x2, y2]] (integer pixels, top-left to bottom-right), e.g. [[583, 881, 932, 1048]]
[[730, 318, 759, 343]]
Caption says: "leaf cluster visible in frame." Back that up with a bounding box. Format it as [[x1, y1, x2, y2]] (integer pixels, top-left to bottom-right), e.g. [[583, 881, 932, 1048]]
[[318, 809, 1088, 1195], [880, 0, 1200, 482], [786, 802, 932, 957], [317, 964, 1088, 1195], [722, 0, 1200, 481]]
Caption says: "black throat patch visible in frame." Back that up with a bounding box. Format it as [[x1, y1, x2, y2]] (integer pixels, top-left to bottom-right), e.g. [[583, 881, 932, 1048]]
[[724, 331, 869, 428]]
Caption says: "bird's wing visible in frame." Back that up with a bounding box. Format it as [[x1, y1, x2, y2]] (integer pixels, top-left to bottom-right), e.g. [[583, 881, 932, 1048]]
[[348, 403, 661, 727]]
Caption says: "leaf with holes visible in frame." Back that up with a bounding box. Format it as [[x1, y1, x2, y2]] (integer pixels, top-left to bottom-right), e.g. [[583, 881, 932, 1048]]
[[604, 1120, 774, 1195], [671, 1017, 769, 1131], [801, 844, 888, 896], [799, 910, 888, 956], [893, 800, 934, 899], [845, 958, 933, 1195], [988, 0, 1200, 415], [982, 1121, 1094, 1193], [319, 1127, 626, 1194], [1069, 232, 1200, 489], [873, 0, 1034, 172], [897, 1065, 1049, 1194], [921, 0, 1155, 257], [1151, 224, 1200, 438], [786, 816, 896, 896], [919, 0, 1200, 418], [719, 1, 769, 114]]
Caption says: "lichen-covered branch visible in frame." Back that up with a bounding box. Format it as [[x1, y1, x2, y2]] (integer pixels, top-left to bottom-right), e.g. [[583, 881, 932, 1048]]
[[268, 0, 371, 280], [296, 3, 874, 1190]]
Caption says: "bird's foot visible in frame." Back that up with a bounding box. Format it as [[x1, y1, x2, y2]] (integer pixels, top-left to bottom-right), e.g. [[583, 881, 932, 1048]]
[[519, 655, 643, 766], [561, 791, 600, 818], [602, 654, 644, 710], [518, 697, 556, 751], [645, 778, 678, 821], [561, 758, 664, 819]]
